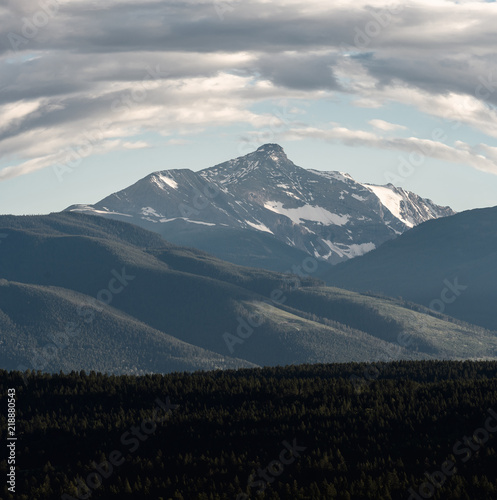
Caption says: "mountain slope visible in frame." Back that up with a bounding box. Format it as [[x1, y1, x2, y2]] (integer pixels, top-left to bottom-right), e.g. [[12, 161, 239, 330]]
[[0, 280, 255, 373], [1, 212, 495, 374], [323, 205, 497, 331], [66, 144, 454, 270], [283, 286, 497, 359]]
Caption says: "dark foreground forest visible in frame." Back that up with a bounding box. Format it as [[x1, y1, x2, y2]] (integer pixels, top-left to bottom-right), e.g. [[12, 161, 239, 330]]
[[2, 361, 497, 499]]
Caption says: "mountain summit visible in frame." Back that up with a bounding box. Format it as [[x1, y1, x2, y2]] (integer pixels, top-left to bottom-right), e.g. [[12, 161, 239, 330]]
[[67, 144, 455, 268], [256, 143, 287, 157], [200, 143, 295, 187]]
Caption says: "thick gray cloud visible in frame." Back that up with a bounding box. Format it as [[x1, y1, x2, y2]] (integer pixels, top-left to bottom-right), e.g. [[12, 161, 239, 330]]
[[357, 54, 497, 107], [254, 53, 341, 91], [2, 0, 497, 181]]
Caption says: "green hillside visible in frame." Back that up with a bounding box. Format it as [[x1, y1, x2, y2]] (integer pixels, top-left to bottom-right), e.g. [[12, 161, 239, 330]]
[[323, 206, 497, 331], [0, 280, 255, 373], [0, 212, 496, 374]]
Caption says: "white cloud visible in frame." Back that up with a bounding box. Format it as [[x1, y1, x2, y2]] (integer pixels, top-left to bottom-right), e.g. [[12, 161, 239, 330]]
[[122, 141, 151, 149], [284, 125, 497, 174], [369, 119, 407, 131], [2, 0, 497, 182]]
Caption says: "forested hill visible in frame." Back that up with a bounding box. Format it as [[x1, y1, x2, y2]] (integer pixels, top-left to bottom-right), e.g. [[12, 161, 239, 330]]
[[2, 212, 497, 374], [2, 361, 497, 499]]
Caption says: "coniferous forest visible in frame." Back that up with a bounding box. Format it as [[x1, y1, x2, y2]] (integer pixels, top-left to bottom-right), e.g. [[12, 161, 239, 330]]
[[2, 361, 497, 500]]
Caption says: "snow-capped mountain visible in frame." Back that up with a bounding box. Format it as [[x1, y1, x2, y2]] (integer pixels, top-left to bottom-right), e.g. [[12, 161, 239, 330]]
[[67, 144, 455, 266]]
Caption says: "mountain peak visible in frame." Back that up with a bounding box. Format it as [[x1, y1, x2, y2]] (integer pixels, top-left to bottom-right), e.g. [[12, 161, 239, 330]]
[[254, 143, 288, 162], [252, 144, 289, 162], [66, 144, 455, 267], [200, 144, 293, 184], [256, 143, 285, 154]]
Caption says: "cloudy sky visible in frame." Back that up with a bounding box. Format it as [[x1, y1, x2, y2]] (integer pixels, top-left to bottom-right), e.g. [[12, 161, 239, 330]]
[[1, 0, 497, 215]]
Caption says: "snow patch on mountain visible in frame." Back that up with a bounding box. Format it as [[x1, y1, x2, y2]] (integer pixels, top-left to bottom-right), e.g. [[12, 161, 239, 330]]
[[323, 240, 376, 259], [363, 184, 414, 227], [246, 221, 274, 234], [309, 170, 353, 182], [352, 194, 367, 202], [141, 207, 163, 217], [70, 205, 133, 218], [153, 174, 178, 190], [187, 220, 216, 226], [264, 201, 350, 226], [158, 217, 216, 226]]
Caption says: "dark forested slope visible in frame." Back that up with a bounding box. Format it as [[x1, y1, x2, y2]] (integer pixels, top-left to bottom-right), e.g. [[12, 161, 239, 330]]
[[2, 361, 497, 499]]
